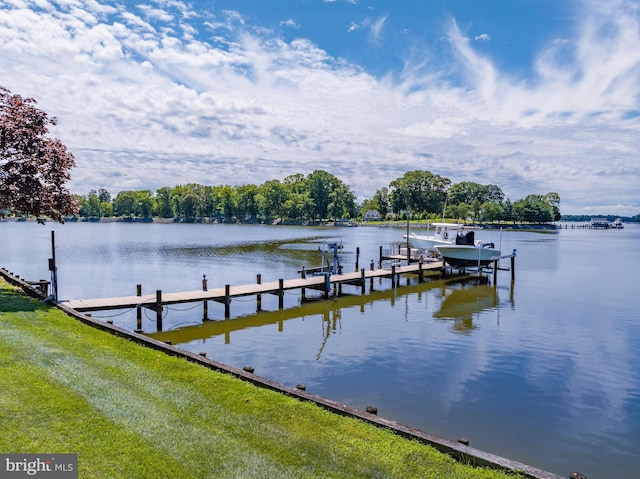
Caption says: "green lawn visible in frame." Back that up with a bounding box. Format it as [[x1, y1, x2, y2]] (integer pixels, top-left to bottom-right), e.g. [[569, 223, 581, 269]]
[[0, 279, 522, 478]]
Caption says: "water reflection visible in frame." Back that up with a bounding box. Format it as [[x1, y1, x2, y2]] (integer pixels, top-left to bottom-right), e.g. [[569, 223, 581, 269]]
[[434, 279, 499, 334], [147, 275, 481, 347]]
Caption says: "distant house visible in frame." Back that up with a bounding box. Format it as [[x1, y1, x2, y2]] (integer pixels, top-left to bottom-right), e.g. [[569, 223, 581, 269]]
[[363, 209, 382, 221]]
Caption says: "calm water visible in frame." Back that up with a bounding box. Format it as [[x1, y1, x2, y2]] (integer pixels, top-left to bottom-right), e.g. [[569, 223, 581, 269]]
[[1, 221, 639, 479]]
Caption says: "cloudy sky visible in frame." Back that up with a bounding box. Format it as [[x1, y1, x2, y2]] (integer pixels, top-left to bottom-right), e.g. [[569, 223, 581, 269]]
[[1, 0, 639, 215]]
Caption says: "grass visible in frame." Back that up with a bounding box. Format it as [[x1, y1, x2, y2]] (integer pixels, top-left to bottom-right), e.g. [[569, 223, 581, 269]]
[[0, 279, 523, 479]]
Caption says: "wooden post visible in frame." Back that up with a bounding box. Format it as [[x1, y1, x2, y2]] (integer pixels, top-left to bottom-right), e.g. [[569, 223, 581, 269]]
[[379, 245, 383, 268], [418, 260, 424, 283], [360, 268, 365, 294], [300, 267, 306, 300], [156, 290, 162, 331], [511, 249, 516, 282], [370, 260, 374, 290], [136, 284, 142, 329], [256, 274, 262, 311], [391, 265, 396, 288], [278, 278, 284, 309], [355, 247, 360, 272], [224, 284, 230, 318], [323, 273, 330, 299], [202, 275, 209, 320], [493, 259, 498, 283]]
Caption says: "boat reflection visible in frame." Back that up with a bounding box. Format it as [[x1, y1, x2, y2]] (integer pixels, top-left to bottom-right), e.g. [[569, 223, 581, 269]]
[[433, 281, 498, 334]]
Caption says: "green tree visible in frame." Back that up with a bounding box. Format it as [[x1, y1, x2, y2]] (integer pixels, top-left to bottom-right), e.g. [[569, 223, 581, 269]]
[[155, 187, 173, 218], [235, 184, 259, 220], [388, 170, 450, 215], [113, 191, 137, 217], [306, 170, 356, 220], [257, 180, 287, 218]]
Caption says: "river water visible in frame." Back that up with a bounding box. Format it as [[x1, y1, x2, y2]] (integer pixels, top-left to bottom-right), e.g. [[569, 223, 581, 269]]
[[1, 220, 638, 479]]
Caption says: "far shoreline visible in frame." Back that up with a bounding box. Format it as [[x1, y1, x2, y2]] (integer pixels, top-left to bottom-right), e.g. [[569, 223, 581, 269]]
[[1, 216, 563, 230]]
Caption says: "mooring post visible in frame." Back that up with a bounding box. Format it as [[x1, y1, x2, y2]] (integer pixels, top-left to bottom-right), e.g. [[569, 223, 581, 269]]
[[360, 268, 365, 294], [511, 249, 517, 282], [355, 246, 360, 271], [300, 267, 306, 300], [323, 273, 330, 299], [278, 278, 284, 309], [256, 274, 262, 311], [202, 274, 209, 320], [136, 284, 142, 328], [418, 259, 424, 283], [224, 284, 230, 318], [391, 264, 397, 288], [370, 260, 374, 290], [155, 290, 162, 331], [379, 245, 383, 268]]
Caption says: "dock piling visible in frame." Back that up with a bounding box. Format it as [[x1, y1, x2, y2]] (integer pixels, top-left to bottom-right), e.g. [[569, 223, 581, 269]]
[[136, 284, 142, 329], [156, 290, 162, 330], [256, 274, 262, 311], [224, 284, 231, 318]]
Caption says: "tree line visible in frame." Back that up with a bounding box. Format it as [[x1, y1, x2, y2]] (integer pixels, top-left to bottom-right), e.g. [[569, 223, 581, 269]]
[[1, 85, 562, 225], [77, 169, 562, 224]]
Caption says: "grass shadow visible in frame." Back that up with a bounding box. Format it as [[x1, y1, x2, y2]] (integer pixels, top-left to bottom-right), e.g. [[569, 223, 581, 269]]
[[0, 285, 46, 313]]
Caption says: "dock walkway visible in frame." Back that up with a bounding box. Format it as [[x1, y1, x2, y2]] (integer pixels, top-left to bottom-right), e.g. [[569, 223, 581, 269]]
[[59, 261, 445, 313]]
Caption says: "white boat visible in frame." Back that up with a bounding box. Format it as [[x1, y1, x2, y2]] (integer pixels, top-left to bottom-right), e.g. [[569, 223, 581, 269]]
[[612, 218, 624, 229], [403, 223, 477, 251], [434, 230, 500, 268]]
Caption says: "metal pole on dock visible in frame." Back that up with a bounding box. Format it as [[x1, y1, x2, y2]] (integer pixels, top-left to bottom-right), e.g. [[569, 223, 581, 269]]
[[49, 231, 58, 301]]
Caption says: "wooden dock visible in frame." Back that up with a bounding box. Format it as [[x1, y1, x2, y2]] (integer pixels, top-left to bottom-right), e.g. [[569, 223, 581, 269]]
[[59, 261, 446, 316]]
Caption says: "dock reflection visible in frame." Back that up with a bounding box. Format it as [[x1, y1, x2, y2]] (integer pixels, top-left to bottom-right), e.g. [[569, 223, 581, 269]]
[[147, 274, 475, 345]]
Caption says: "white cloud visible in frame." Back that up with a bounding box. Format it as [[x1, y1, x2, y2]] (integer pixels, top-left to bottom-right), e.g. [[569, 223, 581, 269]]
[[369, 15, 387, 41], [474, 33, 490, 41], [279, 18, 300, 29], [0, 0, 638, 215]]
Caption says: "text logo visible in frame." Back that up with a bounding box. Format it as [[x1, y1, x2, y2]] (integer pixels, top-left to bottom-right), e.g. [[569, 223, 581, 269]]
[[1, 454, 77, 478]]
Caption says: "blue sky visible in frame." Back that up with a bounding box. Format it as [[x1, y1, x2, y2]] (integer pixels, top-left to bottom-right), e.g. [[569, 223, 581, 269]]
[[1, 0, 639, 215]]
